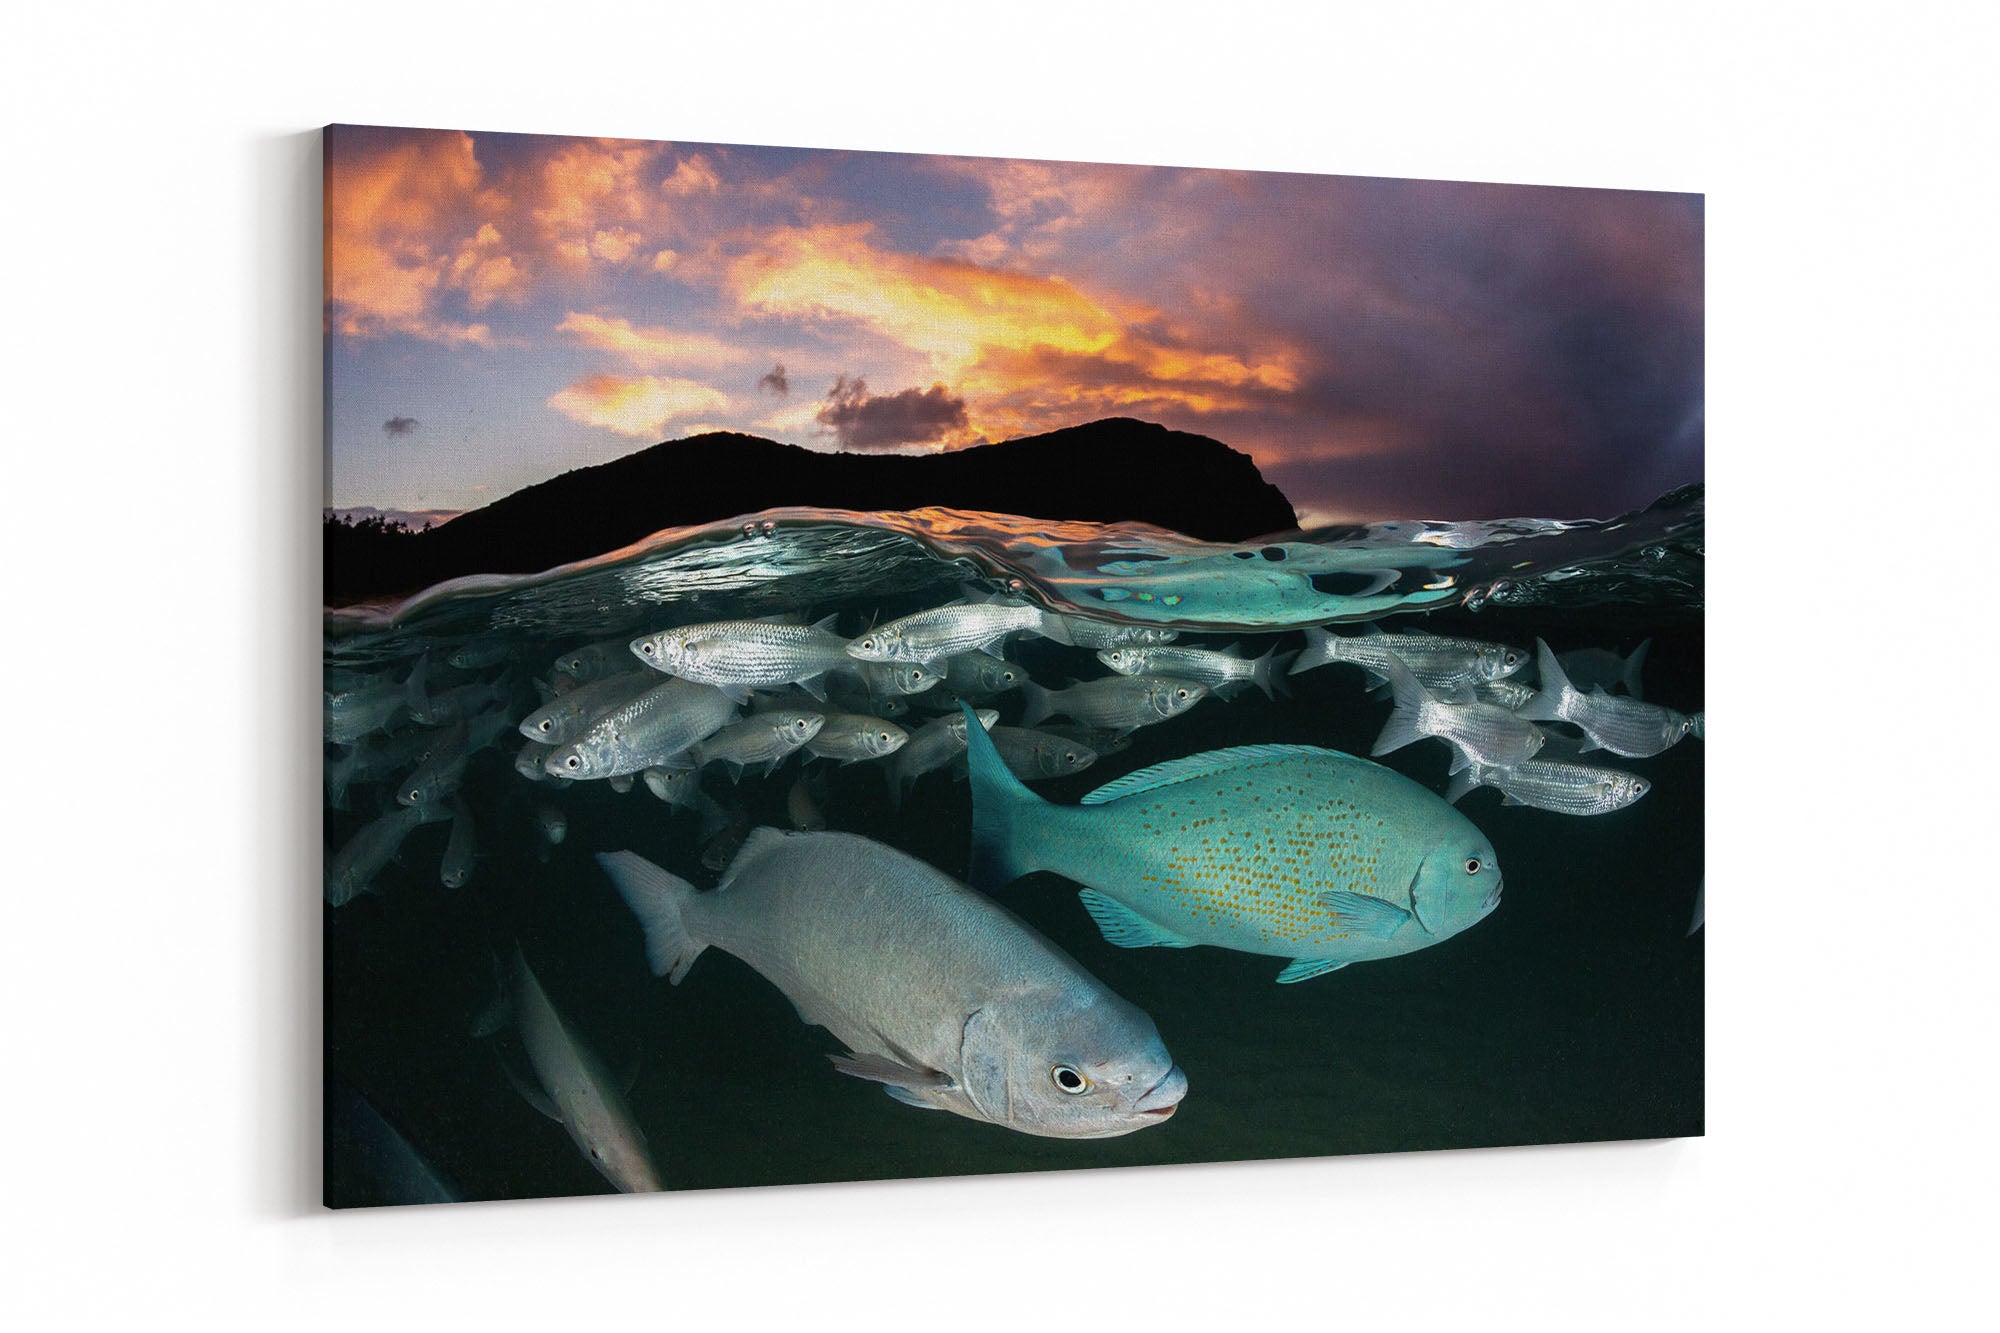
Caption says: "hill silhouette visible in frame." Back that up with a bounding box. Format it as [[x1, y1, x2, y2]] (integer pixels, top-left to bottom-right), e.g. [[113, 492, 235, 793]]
[[325, 418, 1298, 602]]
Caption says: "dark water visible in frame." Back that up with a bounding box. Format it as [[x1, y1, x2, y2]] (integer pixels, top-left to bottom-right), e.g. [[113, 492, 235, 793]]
[[323, 489, 1702, 1206]]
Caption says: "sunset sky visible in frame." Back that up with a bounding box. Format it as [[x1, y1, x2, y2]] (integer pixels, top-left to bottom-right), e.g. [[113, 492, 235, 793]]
[[325, 124, 1702, 528]]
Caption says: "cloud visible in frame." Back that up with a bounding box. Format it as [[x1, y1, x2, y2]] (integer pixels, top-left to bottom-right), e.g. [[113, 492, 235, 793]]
[[662, 154, 721, 196], [555, 311, 748, 370], [324, 128, 520, 344], [758, 363, 789, 395], [382, 416, 419, 436], [816, 376, 969, 450], [546, 373, 732, 438]]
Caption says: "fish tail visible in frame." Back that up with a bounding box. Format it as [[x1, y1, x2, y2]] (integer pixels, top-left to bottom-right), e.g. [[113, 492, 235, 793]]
[[1444, 768, 1479, 805], [1623, 638, 1652, 700], [1249, 643, 1290, 700], [1289, 626, 1333, 677], [1034, 607, 1075, 647], [595, 851, 707, 984], [1019, 678, 1055, 728], [1369, 653, 1431, 756], [1517, 639, 1571, 722], [964, 702, 1048, 892]]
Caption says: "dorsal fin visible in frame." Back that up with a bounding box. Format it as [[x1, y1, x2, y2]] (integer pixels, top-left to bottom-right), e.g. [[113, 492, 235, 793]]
[[714, 825, 795, 892], [1078, 744, 1335, 805]]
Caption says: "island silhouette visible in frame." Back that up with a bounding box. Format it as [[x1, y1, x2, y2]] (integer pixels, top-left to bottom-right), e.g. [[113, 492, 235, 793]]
[[325, 417, 1299, 603]]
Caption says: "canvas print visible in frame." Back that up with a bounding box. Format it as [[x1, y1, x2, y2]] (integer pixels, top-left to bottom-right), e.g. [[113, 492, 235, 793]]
[[322, 124, 1703, 1206]]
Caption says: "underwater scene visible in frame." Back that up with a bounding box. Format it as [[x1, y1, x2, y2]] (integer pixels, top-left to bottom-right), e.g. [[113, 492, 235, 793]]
[[323, 490, 1703, 1205]]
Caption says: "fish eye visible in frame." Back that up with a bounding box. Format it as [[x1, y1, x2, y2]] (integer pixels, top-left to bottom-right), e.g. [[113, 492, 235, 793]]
[[1464, 857, 1482, 875], [879, 731, 891, 742], [640, 642, 654, 656], [1064, 751, 1077, 763], [537, 719, 552, 732], [408, 789, 421, 801], [1050, 1065, 1090, 1094], [1175, 688, 1190, 700], [564, 756, 580, 770], [910, 668, 925, 680]]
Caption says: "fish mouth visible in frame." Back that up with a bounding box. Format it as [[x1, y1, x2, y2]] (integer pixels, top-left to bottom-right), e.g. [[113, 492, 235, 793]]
[[1132, 1064, 1188, 1113], [1482, 877, 1504, 913]]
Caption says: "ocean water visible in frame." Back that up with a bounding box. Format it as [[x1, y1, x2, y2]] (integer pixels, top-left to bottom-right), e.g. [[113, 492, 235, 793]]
[[323, 487, 1703, 1206]]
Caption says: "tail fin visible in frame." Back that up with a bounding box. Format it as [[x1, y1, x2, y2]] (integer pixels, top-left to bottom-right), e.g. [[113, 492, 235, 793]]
[[1444, 768, 1480, 805], [1369, 654, 1431, 757], [1019, 678, 1055, 728], [1623, 638, 1652, 700], [1248, 644, 1290, 700], [962, 702, 1047, 893], [596, 851, 705, 984], [1517, 639, 1571, 723], [1034, 608, 1075, 647], [1290, 626, 1334, 677]]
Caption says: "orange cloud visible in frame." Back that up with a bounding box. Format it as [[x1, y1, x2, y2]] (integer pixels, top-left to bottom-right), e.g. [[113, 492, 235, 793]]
[[546, 373, 731, 437], [325, 129, 522, 343], [532, 140, 662, 270], [555, 312, 750, 370]]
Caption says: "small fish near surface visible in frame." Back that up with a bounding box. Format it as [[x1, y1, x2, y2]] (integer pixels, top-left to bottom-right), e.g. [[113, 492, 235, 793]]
[[801, 713, 908, 765], [964, 705, 1504, 983], [1048, 613, 1179, 650], [543, 678, 738, 780], [630, 616, 853, 702], [1020, 675, 1208, 735], [986, 725, 1099, 781], [885, 709, 998, 807], [1290, 625, 1526, 694], [845, 595, 1072, 666], [1097, 643, 1294, 701], [1372, 655, 1545, 773], [478, 947, 663, 1193], [598, 830, 1186, 1138], [1519, 640, 1695, 758], [1445, 758, 1651, 816], [689, 710, 825, 780], [326, 802, 451, 907]]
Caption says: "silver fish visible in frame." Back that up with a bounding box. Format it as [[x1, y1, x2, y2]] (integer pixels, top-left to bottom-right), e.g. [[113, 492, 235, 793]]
[[631, 615, 852, 701], [802, 713, 909, 764], [551, 637, 646, 684], [846, 596, 1070, 665], [488, 948, 662, 1193], [940, 653, 1026, 699], [599, 832, 1185, 1138], [1020, 675, 1208, 734], [325, 802, 450, 906], [439, 798, 476, 887], [517, 671, 654, 745], [323, 670, 416, 745], [1475, 679, 1538, 712], [1291, 625, 1526, 693], [397, 719, 471, 807], [689, 710, 825, 779], [837, 659, 940, 699], [544, 678, 738, 780], [1097, 643, 1293, 700], [1049, 614, 1180, 649], [1520, 641, 1693, 758], [535, 804, 568, 846], [987, 726, 1099, 781], [514, 738, 554, 782], [325, 728, 436, 810], [1373, 655, 1545, 772], [886, 709, 998, 805], [1445, 758, 1651, 815], [446, 639, 518, 671]]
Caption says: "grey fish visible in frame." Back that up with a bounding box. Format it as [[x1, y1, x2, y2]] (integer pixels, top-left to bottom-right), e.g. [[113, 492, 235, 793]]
[[964, 707, 1503, 983], [484, 948, 662, 1193], [802, 713, 909, 764], [690, 710, 825, 780], [446, 639, 518, 671], [846, 596, 1071, 665], [631, 615, 851, 701], [886, 709, 998, 806], [987, 726, 1099, 781], [836, 659, 940, 699], [599, 832, 1185, 1138], [1049, 614, 1180, 649], [1519, 641, 1693, 758], [323, 669, 416, 745], [940, 654, 1025, 699], [1019, 675, 1208, 734], [517, 671, 655, 745], [325, 728, 436, 810], [397, 720, 471, 807], [439, 798, 477, 887], [1556, 640, 1651, 699], [325, 802, 450, 906], [535, 804, 568, 846], [409, 671, 514, 728], [1475, 679, 1538, 712], [1291, 625, 1526, 693], [1445, 758, 1651, 815], [514, 738, 555, 782], [1097, 643, 1293, 700], [325, 1082, 461, 1207], [544, 678, 738, 780], [1039, 722, 1135, 757], [551, 637, 646, 684], [1373, 655, 1545, 772]]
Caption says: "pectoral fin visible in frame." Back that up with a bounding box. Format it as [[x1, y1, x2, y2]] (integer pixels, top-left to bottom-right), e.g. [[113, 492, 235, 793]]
[[1321, 890, 1412, 938], [1276, 957, 1349, 984], [882, 1085, 944, 1111], [1077, 889, 1194, 949], [827, 1051, 952, 1092]]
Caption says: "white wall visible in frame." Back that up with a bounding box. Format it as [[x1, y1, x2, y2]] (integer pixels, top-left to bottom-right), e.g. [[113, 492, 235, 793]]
[[4, 2, 1993, 1326]]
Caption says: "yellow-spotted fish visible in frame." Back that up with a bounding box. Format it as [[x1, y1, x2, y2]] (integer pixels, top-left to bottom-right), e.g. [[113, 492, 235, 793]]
[[963, 705, 1503, 982]]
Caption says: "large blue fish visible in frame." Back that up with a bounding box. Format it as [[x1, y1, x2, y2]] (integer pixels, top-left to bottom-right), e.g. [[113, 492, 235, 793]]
[[964, 705, 1504, 982]]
